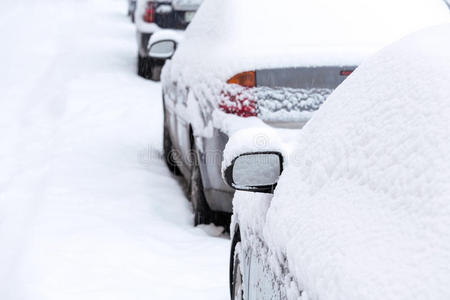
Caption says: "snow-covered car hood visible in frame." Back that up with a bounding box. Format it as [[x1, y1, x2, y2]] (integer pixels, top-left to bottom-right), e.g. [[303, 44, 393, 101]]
[[261, 23, 450, 300]]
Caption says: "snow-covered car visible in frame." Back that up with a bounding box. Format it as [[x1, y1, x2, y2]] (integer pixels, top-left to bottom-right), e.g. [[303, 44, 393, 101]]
[[223, 23, 450, 300], [160, 0, 449, 226], [135, 0, 201, 80], [147, 30, 183, 81], [128, 0, 137, 22]]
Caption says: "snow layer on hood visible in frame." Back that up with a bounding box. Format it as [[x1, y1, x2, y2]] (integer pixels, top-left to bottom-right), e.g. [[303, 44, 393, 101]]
[[264, 23, 450, 300], [169, 0, 449, 82]]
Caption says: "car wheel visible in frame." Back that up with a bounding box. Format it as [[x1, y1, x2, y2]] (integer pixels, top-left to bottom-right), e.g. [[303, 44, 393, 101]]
[[230, 228, 244, 300], [190, 149, 214, 226], [163, 122, 181, 176], [137, 54, 151, 79]]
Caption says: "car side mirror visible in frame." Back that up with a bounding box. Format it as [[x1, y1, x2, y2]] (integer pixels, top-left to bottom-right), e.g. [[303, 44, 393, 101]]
[[148, 40, 176, 59], [224, 152, 283, 194]]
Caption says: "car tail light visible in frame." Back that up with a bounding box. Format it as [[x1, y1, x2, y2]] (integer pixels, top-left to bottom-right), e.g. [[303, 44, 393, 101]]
[[143, 1, 155, 23], [340, 70, 353, 76], [219, 71, 257, 117], [218, 93, 257, 117]]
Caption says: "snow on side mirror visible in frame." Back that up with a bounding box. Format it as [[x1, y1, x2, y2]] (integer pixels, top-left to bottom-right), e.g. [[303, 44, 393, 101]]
[[148, 40, 176, 59], [224, 152, 283, 194]]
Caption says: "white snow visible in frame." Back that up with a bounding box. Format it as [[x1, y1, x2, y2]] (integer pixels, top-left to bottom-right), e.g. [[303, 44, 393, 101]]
[[172, 0, 203, 11], [0, 0, 228, 299], [170, 0, 450, 82], [156, 4, 173, 14], [262, 23, 450, 299], [221, 127, 287, 175]]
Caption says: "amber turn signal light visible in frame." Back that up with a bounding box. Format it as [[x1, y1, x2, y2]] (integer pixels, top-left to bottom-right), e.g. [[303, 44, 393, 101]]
[[226, 71, 255, 88]]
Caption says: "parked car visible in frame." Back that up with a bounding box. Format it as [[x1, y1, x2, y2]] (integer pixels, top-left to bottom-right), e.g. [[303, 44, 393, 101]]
[[223, 23, 450, 300], [147, 30, 183, 81], [128, 0, 137, 22], [134, 0, 201, 80], [160, 0, 449, 226]]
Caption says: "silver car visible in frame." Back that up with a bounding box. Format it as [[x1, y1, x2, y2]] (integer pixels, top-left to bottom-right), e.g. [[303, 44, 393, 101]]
[[159, 0, 373, 226]]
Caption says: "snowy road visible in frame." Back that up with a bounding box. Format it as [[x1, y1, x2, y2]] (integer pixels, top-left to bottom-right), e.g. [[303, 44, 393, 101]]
[[0, 0, 229, 299]]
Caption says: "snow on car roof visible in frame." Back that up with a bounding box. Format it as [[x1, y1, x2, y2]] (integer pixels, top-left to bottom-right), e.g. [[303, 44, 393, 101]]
[[264, 23, 450, 300], [170, 0, 449, 81]]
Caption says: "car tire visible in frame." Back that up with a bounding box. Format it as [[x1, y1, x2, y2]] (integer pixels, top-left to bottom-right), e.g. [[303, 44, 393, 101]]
[[190, 149, 214, 226], [163, 123, 181, 176], [230, 227, 244, 300], [137, 54, 151, 79]]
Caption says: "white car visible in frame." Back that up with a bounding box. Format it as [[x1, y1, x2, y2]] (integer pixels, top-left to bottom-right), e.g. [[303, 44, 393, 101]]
[[160, 0, 449, 226], [223, 23, 450, 300]]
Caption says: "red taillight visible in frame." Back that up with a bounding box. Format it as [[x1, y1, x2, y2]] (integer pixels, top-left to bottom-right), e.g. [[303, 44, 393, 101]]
[[143, 1, 155, 23], [340, 70, 353, 76], [219, 71, 257, 117], [218, 93, 257, 118]]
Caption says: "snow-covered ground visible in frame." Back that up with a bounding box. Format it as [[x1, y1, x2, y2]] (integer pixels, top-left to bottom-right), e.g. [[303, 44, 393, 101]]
[[0, 0, 229, 299]]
